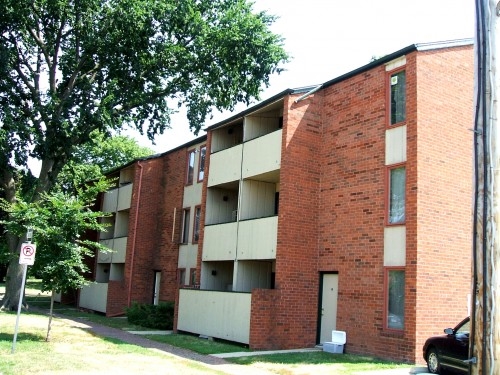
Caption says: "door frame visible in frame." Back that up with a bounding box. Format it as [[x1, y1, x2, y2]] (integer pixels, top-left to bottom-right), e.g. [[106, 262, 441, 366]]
[[316, 271, 339, 344]]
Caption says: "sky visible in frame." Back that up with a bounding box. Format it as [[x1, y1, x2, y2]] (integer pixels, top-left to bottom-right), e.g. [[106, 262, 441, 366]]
[[130, 0, 476, 153]]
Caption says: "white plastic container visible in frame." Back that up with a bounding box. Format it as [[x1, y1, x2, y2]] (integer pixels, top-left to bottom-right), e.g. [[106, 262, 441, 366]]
[[323, 330, 346, 354]]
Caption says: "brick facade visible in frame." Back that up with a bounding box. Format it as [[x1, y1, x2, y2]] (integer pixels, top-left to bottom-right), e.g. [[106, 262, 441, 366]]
[[84, 41, 474, 365], [246, 43, 473, 363]]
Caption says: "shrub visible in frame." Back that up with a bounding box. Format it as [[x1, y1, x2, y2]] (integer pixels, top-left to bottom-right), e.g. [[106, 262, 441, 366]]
[[125, 301, 174, 330]]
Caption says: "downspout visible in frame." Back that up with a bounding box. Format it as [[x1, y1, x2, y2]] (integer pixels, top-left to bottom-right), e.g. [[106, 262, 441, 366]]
[[127, 161, 143, 307], [294, 84, 322, 103]]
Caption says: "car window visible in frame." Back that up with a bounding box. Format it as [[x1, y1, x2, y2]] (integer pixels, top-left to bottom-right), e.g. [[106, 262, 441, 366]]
[[456, 320, 470, 336]]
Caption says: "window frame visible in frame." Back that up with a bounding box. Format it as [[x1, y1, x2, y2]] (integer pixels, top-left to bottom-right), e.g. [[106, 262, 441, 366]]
[[384, 267, 406, 331], [386, 163, 406, 226], [387, 68, 407, 128], [189, 268, 197, 286], [178, 268, 186, 286], [197, 145, 206, 183], [181, 208, 191, 244], [186, 149, 196, 185], [192, 205, 201, 244]]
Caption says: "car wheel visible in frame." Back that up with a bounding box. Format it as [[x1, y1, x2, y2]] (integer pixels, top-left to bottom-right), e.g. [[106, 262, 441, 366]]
[[426, 347, 441, 374]]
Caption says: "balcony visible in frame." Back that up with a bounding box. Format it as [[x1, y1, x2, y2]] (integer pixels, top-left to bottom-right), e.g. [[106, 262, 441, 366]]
[[242, 130, 282, 179], [79, 283, 108, 313], [237, 216, 278, 260], [177, 289, 251, 344], [111, 236, 128, 263], [208, 145, 242, 187], [117, 183, 133, 211], [203, 222, 237, 261]]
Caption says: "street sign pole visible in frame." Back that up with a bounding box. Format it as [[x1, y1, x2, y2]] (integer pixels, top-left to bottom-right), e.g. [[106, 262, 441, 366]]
[[11, 229, 36, 354], [11, 263, 28, 354]]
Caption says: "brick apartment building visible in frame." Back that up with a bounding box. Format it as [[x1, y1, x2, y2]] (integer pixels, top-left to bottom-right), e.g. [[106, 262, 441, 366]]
[[78, 137, 206, 316], [81, 39, 474, 363]]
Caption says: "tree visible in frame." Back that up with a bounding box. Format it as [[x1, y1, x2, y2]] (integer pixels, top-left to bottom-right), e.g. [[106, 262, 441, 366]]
[[0, 0, 288, 310], [55, 132, 154, 195], [0, 178, 111, 340]]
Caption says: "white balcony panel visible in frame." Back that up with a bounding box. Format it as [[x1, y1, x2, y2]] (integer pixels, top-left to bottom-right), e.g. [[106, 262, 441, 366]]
[[79, 283, 108, 313], [102, 189, 118, 212], [242, 130, 282, 179], [98, 239, 113, 263], [203, 223, 237, 261], [178, 289, 250, 344], [112, 236, 128, 263], [237, 216, 278, 260], [208, 145, 242, 187], [117, 183, 133, 211]]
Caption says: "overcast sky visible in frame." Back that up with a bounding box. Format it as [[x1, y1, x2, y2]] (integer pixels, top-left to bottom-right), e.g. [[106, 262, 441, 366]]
[[130, 0, 476, 153]]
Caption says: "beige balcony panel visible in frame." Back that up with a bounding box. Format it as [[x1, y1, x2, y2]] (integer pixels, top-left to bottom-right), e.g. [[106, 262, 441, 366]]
[[207, 145, 242, 187], [178, 289, 250, 344], [111, 236, 128, 263], [203, 223, 237, 261], [237, 216, 278, 260], [98, 239, 113, 263], [242, 130, 282, 179], [79, 283, 108, 313], [117, 183, 133, 211], [102, 189, 118, 212]]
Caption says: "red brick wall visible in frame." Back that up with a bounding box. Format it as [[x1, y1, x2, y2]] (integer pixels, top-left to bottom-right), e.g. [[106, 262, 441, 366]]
[[247, 45, 473, 363], [319, 63, 391, 357], [106, 150, 187, 316], [250, 91, 323, 350], [412, 46, 473, 362]]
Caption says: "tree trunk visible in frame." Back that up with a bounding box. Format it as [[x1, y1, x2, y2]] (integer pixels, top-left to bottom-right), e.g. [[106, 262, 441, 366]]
[[0, 168, 24, 311], [0, 261, 25, 311], [0, 158, 62, 310]]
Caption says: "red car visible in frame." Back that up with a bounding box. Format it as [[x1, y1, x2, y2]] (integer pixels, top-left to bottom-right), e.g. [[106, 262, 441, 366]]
[[423, 317, 470, 374]]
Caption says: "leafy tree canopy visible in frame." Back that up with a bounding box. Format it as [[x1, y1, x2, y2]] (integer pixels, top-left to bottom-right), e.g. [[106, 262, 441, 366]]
[[0, 0, 288, 194], [54, 132, 154, 196], [0, 0, 287, 309]]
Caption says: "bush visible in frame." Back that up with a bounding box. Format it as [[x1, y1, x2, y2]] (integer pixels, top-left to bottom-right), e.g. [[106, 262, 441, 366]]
[[125, 301, 174, 330]]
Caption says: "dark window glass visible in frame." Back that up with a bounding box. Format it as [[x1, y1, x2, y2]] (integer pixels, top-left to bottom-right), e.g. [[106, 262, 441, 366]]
[[390, 70, 406, 125]]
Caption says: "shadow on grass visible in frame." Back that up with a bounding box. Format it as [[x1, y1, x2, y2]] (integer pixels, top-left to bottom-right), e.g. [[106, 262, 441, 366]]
[[0, 332, 45, 343]]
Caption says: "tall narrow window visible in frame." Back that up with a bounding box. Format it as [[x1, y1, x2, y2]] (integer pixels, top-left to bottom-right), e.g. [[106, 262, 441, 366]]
[[193, 206, 201, 243], [186, 149, 196, 185], [178, 268, 186, 286], [388, 166, 406, 224], [181, 208, 190, 244], [198, 146, 206, 182], [189, 268, 197, 286], [390, 70, 406, 125], [386, 268, 405, 330]]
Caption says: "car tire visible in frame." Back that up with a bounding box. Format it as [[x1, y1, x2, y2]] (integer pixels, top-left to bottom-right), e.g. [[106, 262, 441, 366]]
[[426, 347, 441, 374]]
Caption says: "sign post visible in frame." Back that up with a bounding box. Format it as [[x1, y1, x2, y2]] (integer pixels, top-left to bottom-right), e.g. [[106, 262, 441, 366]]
[[11, 235, 36, 354]]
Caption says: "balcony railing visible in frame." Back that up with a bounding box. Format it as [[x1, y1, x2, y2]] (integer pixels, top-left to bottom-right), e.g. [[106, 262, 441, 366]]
[[203, 222, 237, 261], [79, 283, 108, 313], [178, 289, 251, 344]]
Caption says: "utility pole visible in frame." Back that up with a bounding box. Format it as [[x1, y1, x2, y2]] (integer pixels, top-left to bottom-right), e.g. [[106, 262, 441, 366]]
[[471, 1, 500, 374]]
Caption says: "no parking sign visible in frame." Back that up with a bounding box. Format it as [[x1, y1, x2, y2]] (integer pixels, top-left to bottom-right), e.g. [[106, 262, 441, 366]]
[[19, 242, 36, 265]]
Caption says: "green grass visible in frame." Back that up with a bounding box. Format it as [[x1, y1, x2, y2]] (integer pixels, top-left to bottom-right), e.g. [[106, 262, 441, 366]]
[[2, 280, 416, 374], [0, 310, 224, 375], [144, 333, 250, 355], [228, 351, 411, 372]]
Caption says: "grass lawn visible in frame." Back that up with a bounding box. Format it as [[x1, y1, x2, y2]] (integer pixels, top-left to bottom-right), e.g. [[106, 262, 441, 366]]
[[1, 280, 415, 374], [0, 311, 224, 375]]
